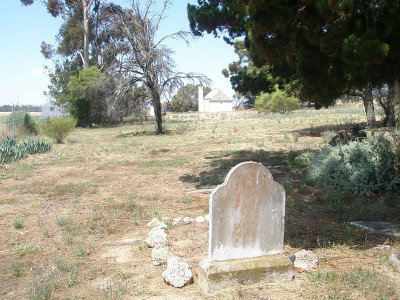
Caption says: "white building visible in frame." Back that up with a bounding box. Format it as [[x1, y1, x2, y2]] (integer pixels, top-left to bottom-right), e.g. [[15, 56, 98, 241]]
[[41, 103, 69, 118], [198, 87, 233, 113]]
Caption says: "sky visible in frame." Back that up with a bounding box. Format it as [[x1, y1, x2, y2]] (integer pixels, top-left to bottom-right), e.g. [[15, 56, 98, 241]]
[[0, 0, 238, 106]]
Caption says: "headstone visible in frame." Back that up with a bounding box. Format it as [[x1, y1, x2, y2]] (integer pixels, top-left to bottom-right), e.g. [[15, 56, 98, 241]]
[[197, 162, 293, 294]]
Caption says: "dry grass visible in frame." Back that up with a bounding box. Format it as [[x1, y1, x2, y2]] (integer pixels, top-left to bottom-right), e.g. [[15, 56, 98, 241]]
[[0, 104, 399, 299]]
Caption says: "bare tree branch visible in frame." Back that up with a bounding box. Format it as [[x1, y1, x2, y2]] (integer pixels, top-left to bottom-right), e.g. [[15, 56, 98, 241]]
[[111, 0, 210, 134]]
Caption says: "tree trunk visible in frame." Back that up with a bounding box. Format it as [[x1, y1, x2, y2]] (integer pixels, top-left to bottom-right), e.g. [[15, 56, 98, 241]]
[[363, 85, 376, 128], [385, 81, 397, 127], [152, 94, 163, 134], [82, 0, 93, 69]]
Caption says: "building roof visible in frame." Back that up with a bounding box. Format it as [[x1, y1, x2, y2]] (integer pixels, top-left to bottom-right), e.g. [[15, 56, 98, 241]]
[[204, 89, 232, 102]]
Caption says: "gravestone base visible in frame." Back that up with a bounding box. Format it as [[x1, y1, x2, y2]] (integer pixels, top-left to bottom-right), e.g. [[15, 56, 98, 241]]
[[197, 254, 293, 295]]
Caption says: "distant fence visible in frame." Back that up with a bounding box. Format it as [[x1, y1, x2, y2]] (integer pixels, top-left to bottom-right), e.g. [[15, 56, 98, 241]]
[[0, 105, 41, 113], [164, 110, 258, 121]]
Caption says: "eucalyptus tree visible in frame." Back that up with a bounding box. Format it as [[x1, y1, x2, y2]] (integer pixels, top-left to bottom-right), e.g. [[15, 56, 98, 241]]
[[21, 0, 99, 68], [112, 0, 209, 134]]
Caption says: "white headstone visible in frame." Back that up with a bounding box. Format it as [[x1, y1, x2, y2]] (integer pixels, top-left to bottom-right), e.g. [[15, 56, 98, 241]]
[[209, 161, 286, 262]]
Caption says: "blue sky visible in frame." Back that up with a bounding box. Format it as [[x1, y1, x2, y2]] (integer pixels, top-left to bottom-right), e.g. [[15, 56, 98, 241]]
[[0, 0, 237, 106]]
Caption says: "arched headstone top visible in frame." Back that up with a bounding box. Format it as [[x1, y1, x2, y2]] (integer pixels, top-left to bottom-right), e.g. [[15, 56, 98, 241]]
[[209, 161, 286, 262]]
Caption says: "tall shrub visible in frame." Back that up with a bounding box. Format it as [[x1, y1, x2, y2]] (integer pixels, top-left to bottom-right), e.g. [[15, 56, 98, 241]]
[[307, 133, 398, 193], [43, 117, 77, 143], [23, 114, 38, 135], [4, 111, 28, 130]]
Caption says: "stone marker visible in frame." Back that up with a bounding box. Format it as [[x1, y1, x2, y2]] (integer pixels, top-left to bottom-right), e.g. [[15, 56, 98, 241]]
[[162, 256, 193, 288], [145, 227, 168, 248], [289, 249, 318, 271], [151, 246, 173, 266], [197, 162, 293, 294]]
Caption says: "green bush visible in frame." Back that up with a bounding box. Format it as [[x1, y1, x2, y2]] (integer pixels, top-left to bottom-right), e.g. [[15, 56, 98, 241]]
[[4, 111, 39, 135], [43, 117, 77, 143], [254, 93, 271, 112], [4, 111, 28, 130], [307, 133, 398, 193], [255, 89, 301, 113], [23, 114, 38, 135]]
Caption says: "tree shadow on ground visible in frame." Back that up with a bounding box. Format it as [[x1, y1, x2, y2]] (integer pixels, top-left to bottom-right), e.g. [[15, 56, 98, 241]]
[[179, 149, 303, 189], [293, 121, 367, 137], [180, 148, 392, 249]]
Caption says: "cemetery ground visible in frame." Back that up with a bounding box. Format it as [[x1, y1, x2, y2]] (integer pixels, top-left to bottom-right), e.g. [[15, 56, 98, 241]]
[[0, 104, 399, 299]]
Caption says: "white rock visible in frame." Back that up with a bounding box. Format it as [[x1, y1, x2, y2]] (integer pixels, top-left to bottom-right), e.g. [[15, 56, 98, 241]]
[[388, 249, 400, 268], [147, 218, 167, 229], [172, 217, 183, 226], [374, 245, 391, 251], [145, 227, 168, 248], [151, 246, 173, 266], [289, 249, 318, 271], [162, 256, 193, 288], [195, 216, 206, 223], [204, 214, 209, 221], [183, 217, 194, 224]]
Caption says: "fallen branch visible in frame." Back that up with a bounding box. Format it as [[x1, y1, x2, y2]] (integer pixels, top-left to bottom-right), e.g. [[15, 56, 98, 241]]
[[186, 189, 214, 194]]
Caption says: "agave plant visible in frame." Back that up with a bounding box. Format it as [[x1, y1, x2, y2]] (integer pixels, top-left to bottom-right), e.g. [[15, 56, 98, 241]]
[[0, 137, 52, 164]]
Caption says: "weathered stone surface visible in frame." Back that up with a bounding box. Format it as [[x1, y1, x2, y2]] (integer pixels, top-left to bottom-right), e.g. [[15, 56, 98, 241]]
[[151, 246, 173, 266], [209, 161, 286, 261], [172, 217, 183, 226], [388, 249, 400, 268], [350, 221, 400, 238], [145, 227, 168, 248], [195, 216, 206, 223], [162, 256, 193, 288], [197, 254, 293, 294], [183, 217, 194, 224], [289, 249, 318, 271], [147, 218, 167, 229]]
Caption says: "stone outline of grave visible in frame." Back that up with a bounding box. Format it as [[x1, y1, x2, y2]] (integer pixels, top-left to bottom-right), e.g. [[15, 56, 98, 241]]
[[350, 221, 400, 239], [197, 161, 293, 294]]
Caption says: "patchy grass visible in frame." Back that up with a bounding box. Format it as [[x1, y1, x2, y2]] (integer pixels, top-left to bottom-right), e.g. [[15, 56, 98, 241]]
[[12, 243, 38, 256], [308, 268, 398, 299], [0, 104, 399, 299]]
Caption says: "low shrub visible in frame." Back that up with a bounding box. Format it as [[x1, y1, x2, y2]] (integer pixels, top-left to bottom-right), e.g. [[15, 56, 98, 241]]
[[0, 137, 27, 163], [0, 137, 52, 164], [43, 117, 77, 143], [307, 133, 398, 193]]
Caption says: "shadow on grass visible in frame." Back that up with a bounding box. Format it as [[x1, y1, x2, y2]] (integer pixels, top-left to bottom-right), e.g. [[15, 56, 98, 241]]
[[179, 149, 306, 189], [294, 121, 367, 137]]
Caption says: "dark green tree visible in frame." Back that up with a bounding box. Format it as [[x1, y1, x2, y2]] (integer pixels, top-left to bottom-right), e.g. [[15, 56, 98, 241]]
[[67, 66, 101, 126], [171, 84, 211, 112], [188, 0, 400, 127], [222, 41, 276, 108]]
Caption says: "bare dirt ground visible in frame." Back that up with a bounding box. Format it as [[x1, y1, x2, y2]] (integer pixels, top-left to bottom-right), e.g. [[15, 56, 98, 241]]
[[0, 105, 399, 299]]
